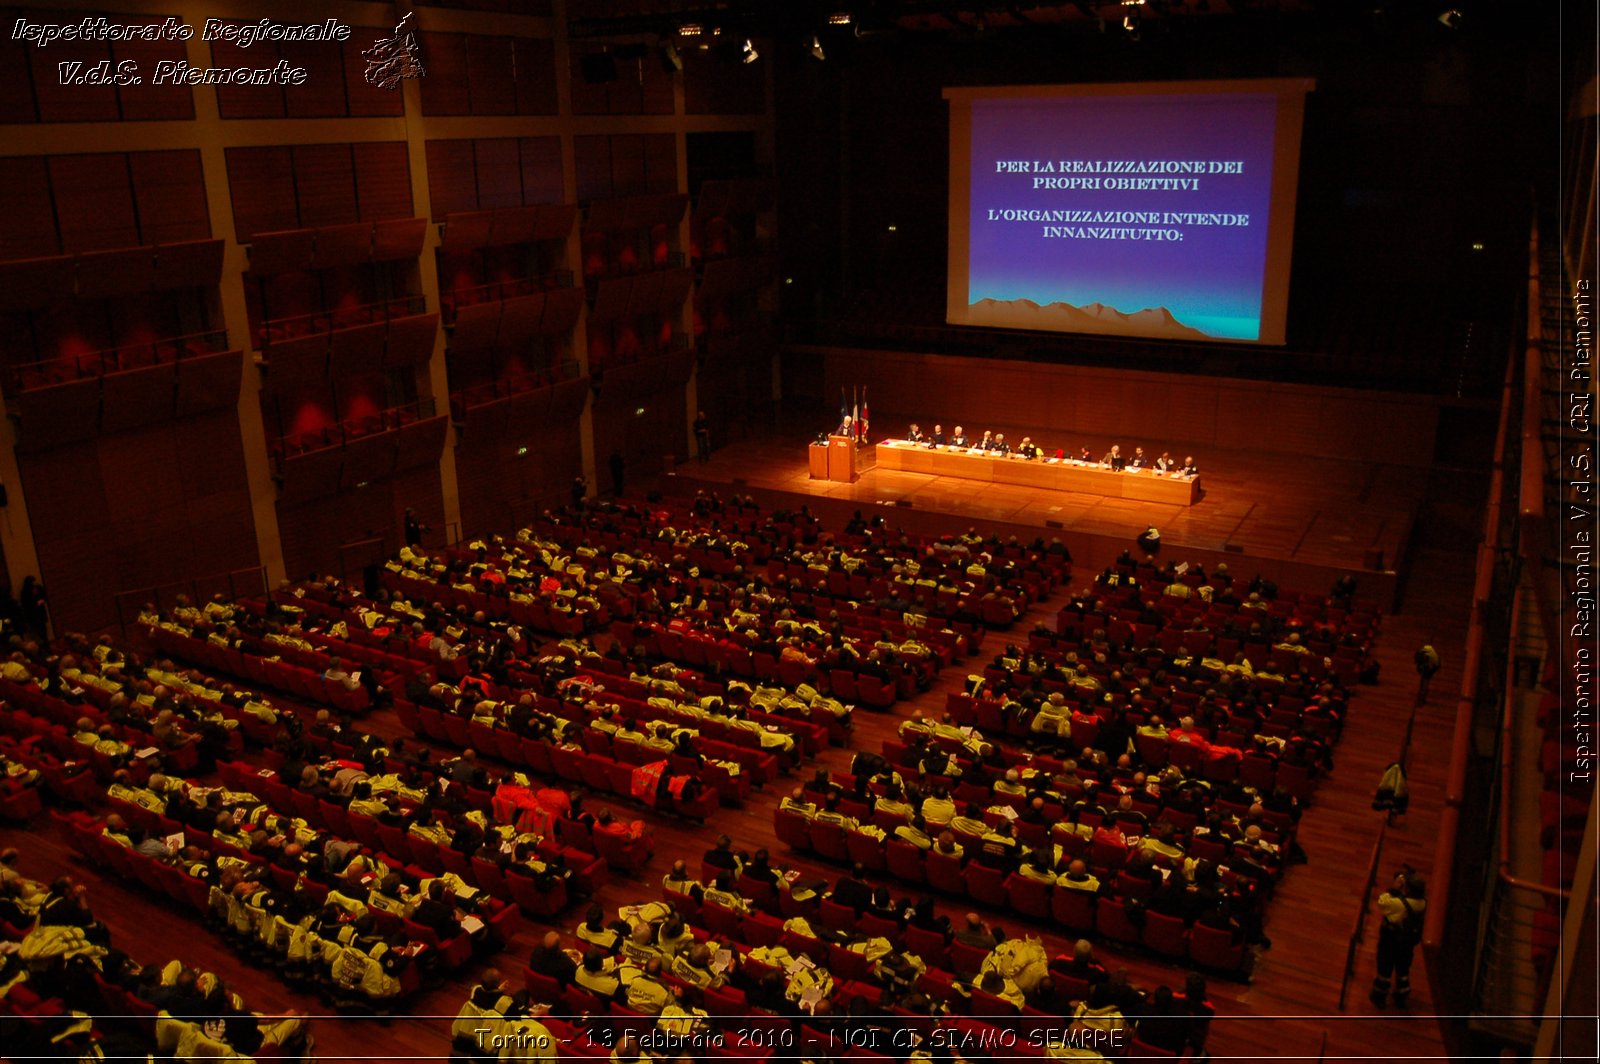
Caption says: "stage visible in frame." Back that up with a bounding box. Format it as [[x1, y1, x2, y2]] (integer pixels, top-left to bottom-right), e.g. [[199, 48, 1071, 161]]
[[662, 406, 1423, 607]]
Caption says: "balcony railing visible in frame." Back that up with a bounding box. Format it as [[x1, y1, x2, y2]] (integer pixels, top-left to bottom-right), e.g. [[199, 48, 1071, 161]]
[[254, 295, 427, 348], [269, 395, 438, 469], [3, 329, 230, 394]]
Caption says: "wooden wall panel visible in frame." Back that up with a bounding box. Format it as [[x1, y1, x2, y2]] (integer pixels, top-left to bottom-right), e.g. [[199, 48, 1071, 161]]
[[29, 37, 117, 122], [418, 33, 471, 115], [130, 150, 210, 244], [0, 30, 36, 123], [465, 35, 516, 115], [520, 138, 564, 204], [281, 39, 348, 118], [112, 25, 193, 120], [50, 154, 138, 253], [278, 458, 441, 580], [343, 29, 405, 117], [513, 38, 558, 116], [352, 142, 414, 221], [609, 137, 646, 199], [574, 136, 613, 203], [455, 391, 581, 537], [209, 34, 286, 118], [474, 139, 523, 210], [644, 135, 678, 195], [227, 147, 298, 241], [18, 412, 258, 632], [291, 145, 358, 229], [425, 140, 479, 219], [817, 348, 1445, 468], [0, 156, 58, 260]]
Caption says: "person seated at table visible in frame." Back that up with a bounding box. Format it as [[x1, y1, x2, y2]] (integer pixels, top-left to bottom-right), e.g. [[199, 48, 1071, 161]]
[[950, 426, 970, 448], [1103, 445, 1127, 471], [907, 423, 926, 444], [1128, 447, 1148, 470], [929, 424, 946, 447], [1078, 446, 1093, 464], [1154, 452, 1176, 472], [977, 430, 994, 451], [991, 433, 1011, 456], [1180, 456, 1200, 477], [1016, 437, 1041, 460]]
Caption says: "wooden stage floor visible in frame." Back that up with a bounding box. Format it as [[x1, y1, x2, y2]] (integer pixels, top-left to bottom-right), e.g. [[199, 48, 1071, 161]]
[[669, 410, 1422, 604]]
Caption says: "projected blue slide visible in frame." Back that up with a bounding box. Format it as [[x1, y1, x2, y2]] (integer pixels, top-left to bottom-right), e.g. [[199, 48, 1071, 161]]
[[946, 82, 1311, 345]]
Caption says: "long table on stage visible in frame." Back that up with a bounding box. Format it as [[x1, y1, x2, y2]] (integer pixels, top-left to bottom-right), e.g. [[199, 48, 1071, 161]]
[[875, 439, 1201, 506]]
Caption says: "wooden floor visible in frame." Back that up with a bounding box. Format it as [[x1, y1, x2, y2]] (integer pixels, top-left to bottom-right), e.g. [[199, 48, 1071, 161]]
[[1, 418, 1481, 1061]]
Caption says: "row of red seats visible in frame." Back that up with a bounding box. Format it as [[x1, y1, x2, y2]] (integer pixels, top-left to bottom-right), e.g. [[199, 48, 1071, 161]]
[[775, 809, 1248, 976]]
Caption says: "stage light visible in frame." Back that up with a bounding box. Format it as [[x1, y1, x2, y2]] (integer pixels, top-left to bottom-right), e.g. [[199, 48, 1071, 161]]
[[635, 406, 647, 417], [678, 23, 702, 37], [517, 445, 529, 457], [1438, 8, 1461, 28], [886, 225, 897, 232], [828, 13, 852, 26], [742, 38, 759, 63], [808, 35, 825, 61]]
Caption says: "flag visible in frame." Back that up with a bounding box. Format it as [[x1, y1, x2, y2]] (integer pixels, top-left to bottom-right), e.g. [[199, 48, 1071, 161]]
[[852, 386, 859, 431], [859, 387, 869, 442]]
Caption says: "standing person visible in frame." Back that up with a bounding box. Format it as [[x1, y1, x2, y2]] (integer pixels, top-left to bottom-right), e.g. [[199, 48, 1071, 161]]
[[1413, 644, 1440, 705], [609, 450, 625, 497], [403, 508, 426, 548], [694, 411, 711, 462], [1370, 870, 1427, 1008], [571, 475, 587, 509], [18, 577, 47, 640]]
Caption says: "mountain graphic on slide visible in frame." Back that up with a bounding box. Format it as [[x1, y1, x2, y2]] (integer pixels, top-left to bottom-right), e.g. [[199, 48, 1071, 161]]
[[969, 297, 1211, 339]]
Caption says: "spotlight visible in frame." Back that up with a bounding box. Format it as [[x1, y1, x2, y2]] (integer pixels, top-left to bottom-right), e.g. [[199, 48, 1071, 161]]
[[827, 13, 852, 26], [741, 38, 758, 63], [808, 35, 825, 61], [1437, 8, 1461, 28]]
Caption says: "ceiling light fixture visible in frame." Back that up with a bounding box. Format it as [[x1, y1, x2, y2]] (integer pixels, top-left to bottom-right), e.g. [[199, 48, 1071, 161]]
[[742, 38, 759, 63]]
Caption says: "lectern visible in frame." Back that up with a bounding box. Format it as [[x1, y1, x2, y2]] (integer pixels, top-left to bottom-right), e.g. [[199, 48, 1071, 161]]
[[826, 435, 857, 482], [808, 441, 829, 480]]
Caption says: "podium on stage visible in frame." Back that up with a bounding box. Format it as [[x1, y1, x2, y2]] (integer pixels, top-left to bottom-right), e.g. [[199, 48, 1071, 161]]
[[826, 434, 857, 482], [808, 441, 829, 480]]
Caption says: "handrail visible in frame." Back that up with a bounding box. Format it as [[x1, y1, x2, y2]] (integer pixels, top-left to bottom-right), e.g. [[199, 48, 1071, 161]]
[[1422, 228, 1536, 959], [3, 329, 230, 391], [271, 396, 439, 465], [1499, 581, 1574, 901], [254, 295, 428, 347], [1338, 823, 1389, 1009]]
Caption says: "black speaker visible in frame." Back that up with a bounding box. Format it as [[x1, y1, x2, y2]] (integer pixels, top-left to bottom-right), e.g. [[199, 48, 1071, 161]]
[[1045, 519, 1064, 529], [1224, 543, 1245, 554], [894, 499, 913, 508]]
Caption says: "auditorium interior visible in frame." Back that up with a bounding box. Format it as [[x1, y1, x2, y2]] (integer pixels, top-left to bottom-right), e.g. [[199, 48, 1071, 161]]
[[0, 1, 1592, 1061]]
